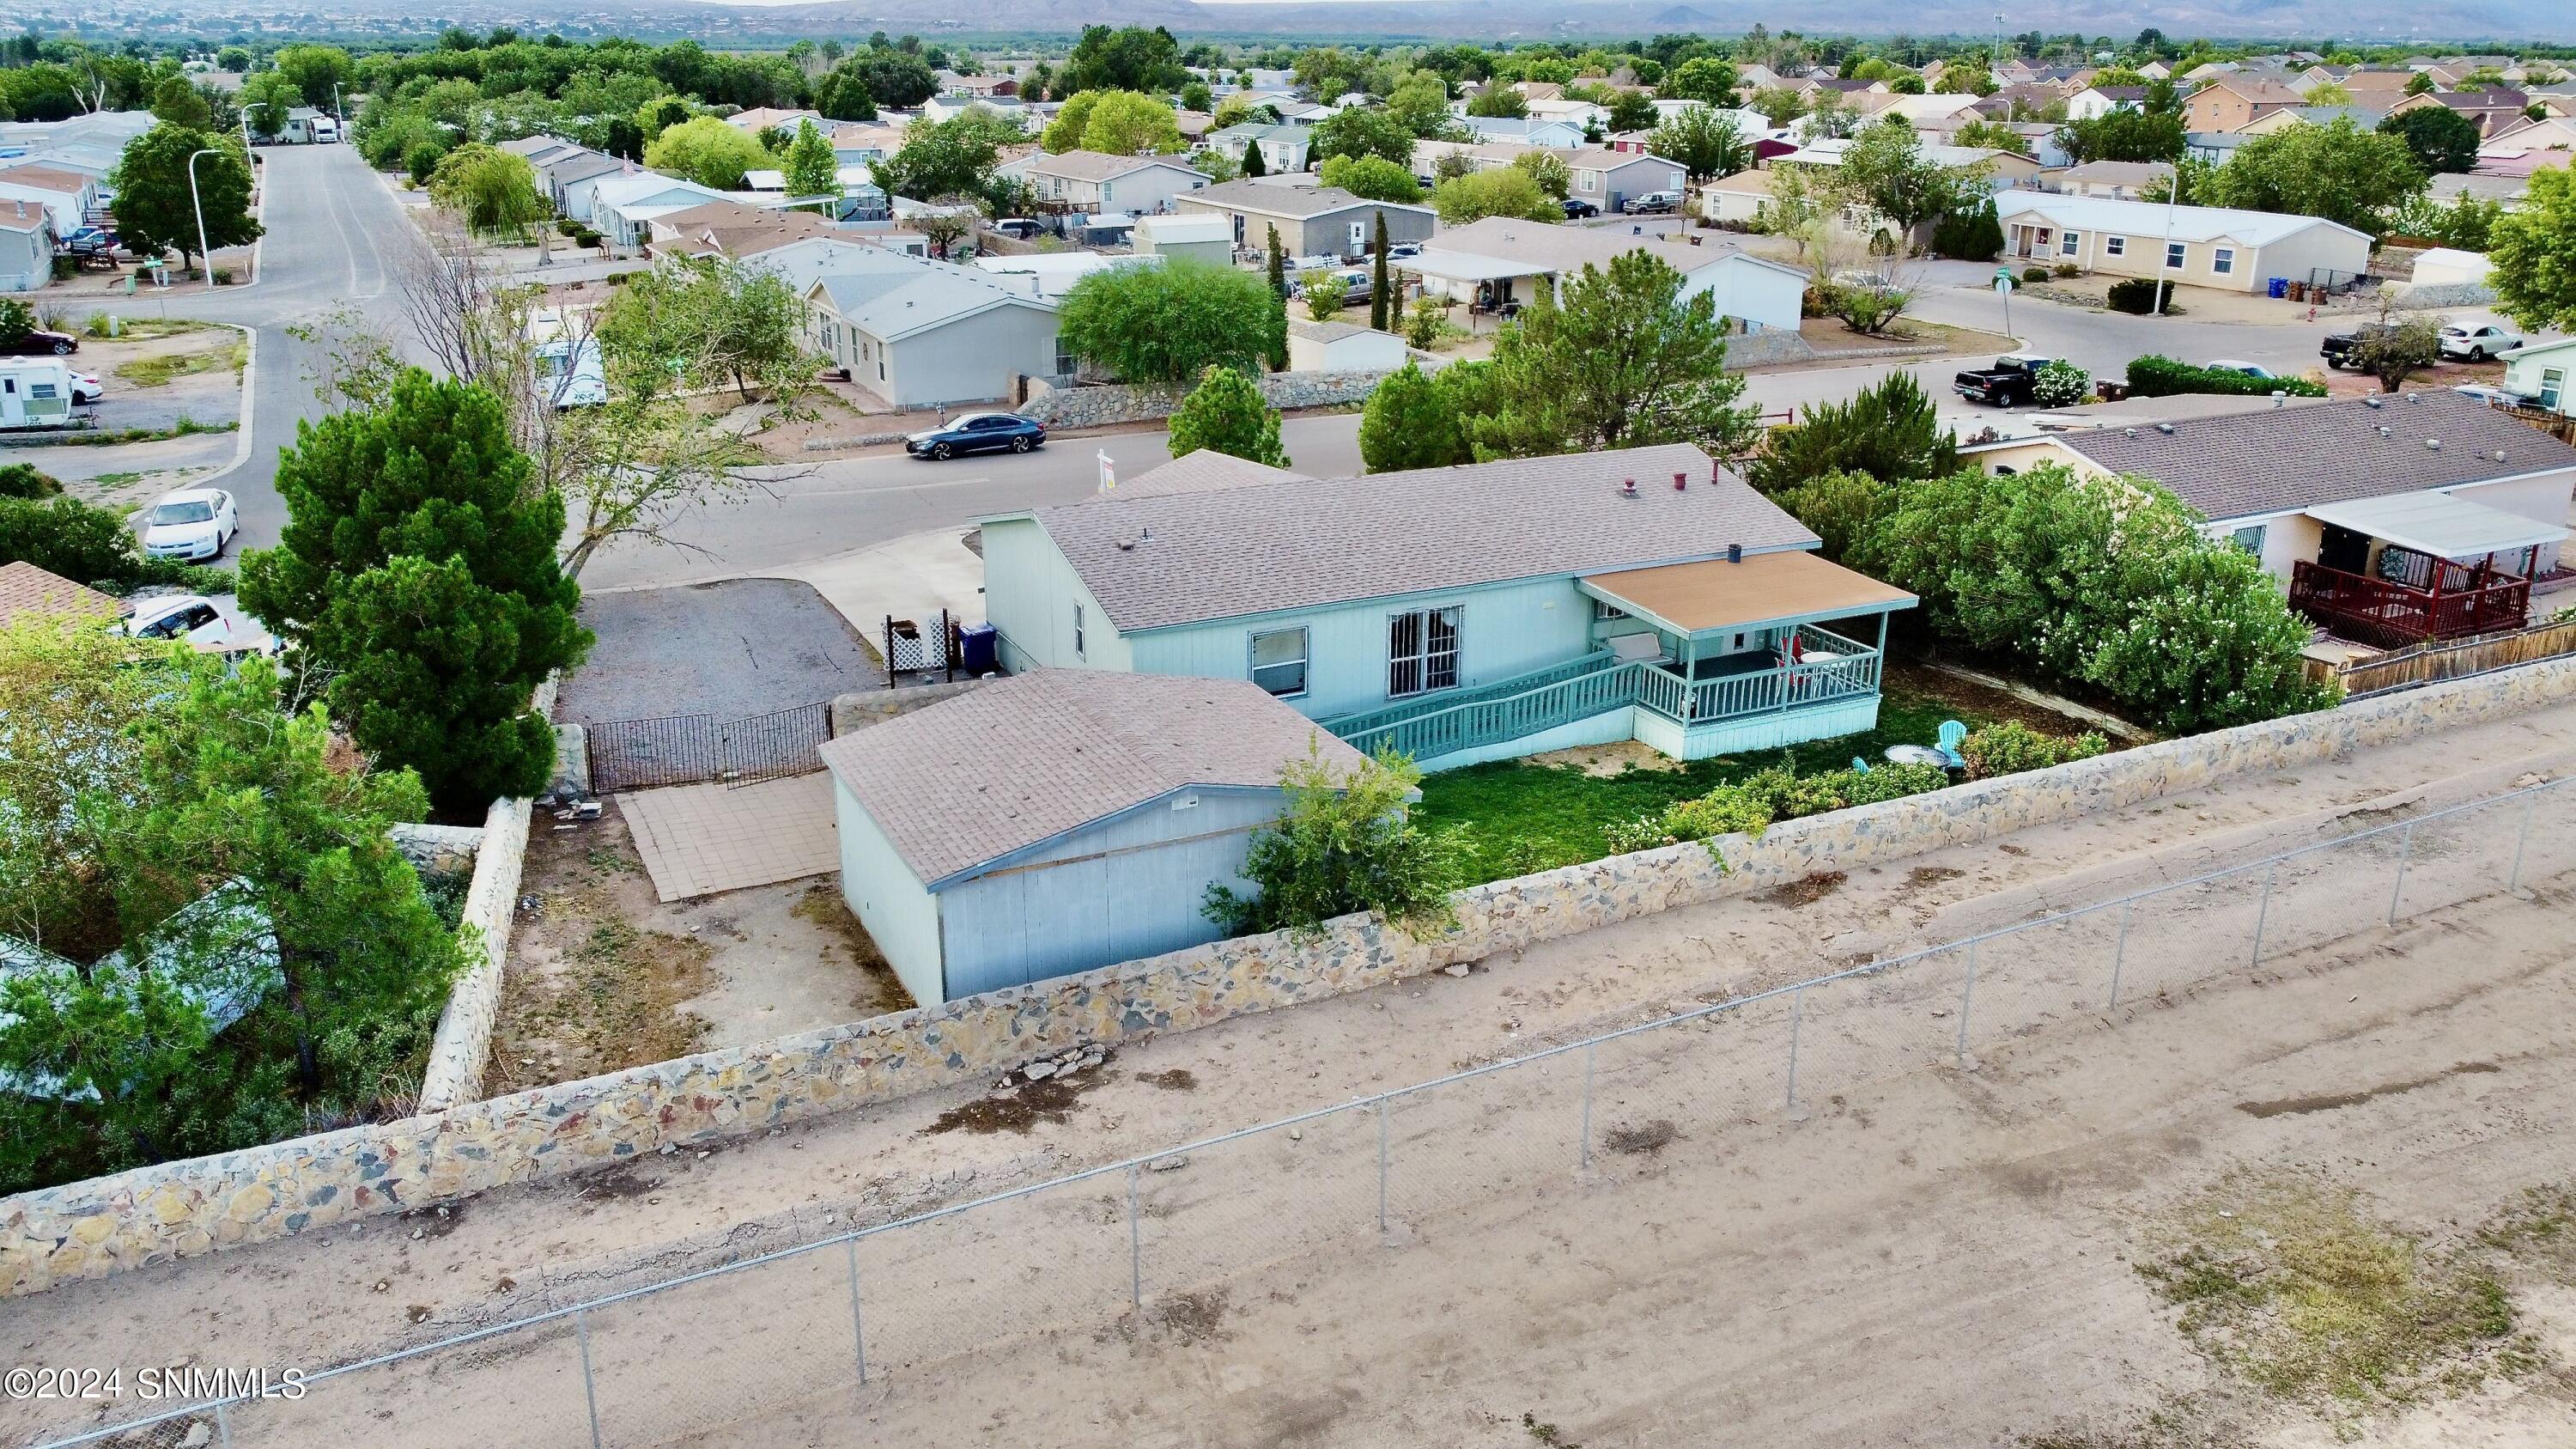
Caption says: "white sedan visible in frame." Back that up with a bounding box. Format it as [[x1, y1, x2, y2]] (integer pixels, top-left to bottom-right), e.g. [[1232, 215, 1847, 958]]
[[139, 487, 238, 562], [123, 594, 234, 648], [68, 370, 103, 404], [2439, 323, 2523, 361]]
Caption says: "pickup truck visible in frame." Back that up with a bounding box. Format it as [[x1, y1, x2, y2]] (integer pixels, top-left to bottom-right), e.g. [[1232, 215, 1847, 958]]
[[2319, 324, 2393, 369], [1953, 353, 2057, 406]]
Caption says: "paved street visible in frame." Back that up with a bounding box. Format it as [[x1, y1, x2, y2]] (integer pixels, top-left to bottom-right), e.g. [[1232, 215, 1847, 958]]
[[577, 265, 2400, 594], [87, 143, 412, 554]]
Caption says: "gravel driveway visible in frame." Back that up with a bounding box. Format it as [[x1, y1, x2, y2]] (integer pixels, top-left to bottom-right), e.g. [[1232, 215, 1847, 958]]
[[556, 578, 878, 725]]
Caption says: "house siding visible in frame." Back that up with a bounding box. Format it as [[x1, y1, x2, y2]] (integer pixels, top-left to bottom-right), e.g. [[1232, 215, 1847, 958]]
[[981, 516, 1136, 674], [1125, 574, 1601, 721], [831, 780, 947, 1008], [0, 228, 48, 293], [1174, 198, 1437, 258], [935, 788, 1285, 1001], [882, 303, 1062, 407]]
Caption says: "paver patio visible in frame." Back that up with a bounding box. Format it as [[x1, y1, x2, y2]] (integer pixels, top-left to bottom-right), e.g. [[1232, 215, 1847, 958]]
[[617, 770, 840, 903]]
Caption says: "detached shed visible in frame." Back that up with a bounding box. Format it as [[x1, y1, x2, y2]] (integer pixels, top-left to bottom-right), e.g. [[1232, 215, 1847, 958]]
[[819, 670, 1367, 1005]]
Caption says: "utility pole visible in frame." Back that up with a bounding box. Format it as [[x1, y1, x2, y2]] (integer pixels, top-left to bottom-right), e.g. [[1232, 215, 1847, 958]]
[[2153, 171, 2181, 316], [187, 148, 221, 285]]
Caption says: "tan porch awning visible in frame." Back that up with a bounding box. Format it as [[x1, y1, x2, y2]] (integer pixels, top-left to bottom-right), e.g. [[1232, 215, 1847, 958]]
[[1583, 551, 1916, 636]]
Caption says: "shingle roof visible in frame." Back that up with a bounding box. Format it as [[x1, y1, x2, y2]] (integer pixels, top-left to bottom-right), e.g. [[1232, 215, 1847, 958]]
[[818, 670, 1364, 886], [1023, 443, 1819, 632], [1425, 214, 1803, 281], [807, 247, 1054, 342], [2058, 390, 2576, 522], [1024, 149, 1206, 183], [0, 164, 88, 192], [1993, 191, 2369, 247], [1111, 449, 1313, 500], [0, 562, 121, 630], [1182, 179, 1433, 220]]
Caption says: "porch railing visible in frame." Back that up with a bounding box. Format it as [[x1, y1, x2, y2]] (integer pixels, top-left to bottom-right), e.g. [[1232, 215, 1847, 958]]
[[1321, 627, 1887, 764], [2288, 561, 2531, 652], [1330, 659, 1649, 763], [1319, 651, 1619, 740]]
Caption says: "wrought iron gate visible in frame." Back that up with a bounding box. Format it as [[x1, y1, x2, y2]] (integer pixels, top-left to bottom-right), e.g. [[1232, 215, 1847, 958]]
[[585, 702, 833, 793]]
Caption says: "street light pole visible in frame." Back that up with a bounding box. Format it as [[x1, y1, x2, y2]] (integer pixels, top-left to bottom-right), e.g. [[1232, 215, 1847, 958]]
[[2153, 171, 2180, 316], [186, 148, 220, 286]]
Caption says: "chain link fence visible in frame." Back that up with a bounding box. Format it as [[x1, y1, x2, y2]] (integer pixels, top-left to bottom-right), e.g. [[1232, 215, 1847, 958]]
[[21, 776, 2572, 1449]]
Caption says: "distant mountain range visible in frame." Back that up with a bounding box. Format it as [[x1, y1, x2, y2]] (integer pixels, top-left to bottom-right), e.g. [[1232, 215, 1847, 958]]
[[85, 0, 2576, 44]]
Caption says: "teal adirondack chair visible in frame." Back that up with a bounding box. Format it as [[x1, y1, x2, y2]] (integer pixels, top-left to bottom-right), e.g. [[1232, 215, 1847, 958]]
[[1934, 720, 1968, 770]]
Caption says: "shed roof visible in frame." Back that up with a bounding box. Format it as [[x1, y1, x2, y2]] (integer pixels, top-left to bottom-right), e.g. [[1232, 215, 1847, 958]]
[[1015, 443, 1819, 632], [1583, 552, 1915, 635], [0, 561, 121, 630], [2057, 390, 2576, 521], [818, 670, 1365, 887]]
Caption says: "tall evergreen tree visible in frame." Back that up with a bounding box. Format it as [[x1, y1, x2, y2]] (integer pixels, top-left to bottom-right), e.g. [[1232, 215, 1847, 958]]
[[1242, 137, 1268, 176], [1370, 213, 1392, 332], [240, 371, 589, 813], [1167, 366, 1291, 467]]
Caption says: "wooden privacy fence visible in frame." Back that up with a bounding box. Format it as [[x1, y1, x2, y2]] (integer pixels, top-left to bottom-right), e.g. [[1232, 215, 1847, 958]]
[[2306, 616, 2576, 698]]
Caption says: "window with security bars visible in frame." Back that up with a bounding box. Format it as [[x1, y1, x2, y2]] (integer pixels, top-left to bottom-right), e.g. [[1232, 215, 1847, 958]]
[[1386, 606, 1460, 698]]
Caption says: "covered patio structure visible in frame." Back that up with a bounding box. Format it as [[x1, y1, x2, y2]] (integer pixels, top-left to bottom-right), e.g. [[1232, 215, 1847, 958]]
[[1582, 551, 1917, 758], [2287, 490, 2569, 650]]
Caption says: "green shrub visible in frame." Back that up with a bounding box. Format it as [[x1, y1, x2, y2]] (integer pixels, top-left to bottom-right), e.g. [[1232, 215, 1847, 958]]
[[2127, 355, 2327, 399], [0, 463, 65, 498], [2106, 277, 2179, 314], [0, 496, 149, 586], [1205, 745, 1469, 937], [1929, 198, 2003, 260], [2021, 265, 2049, 283], [2030, 359, 2091, 408], [1602, 761, 1953, 855], [1958, 721, 2108, 780], [2051, 261, 2078, 278]]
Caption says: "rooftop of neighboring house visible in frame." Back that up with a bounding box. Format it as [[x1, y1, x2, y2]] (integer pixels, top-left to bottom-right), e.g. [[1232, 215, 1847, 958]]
[[999, 442, 1818, 633], [1206, 120, 1313, 142], [805, 247, 1055, 342], [1182, 179, 1433, 221], [0, 204, 46, 233], [2080, 85, 2151, 104], [1022, 149, 1208, 183], [1286, 318, 1383, 344], [726, 107, 824, 134], [1412, 215, 1805, 283], [2268, 105, 2393, 128], [589, 172, 728, 210], [2408, 88, 2532, 112], [1992, 190, 2369, 247], [817, 669, 1367, 888], [2053, 389, 2576, 522], [651, 199, 842, 258], [0, 164, 89, 194], [2199, 76, 2307, 106], [2040, 160, 2176, 187], [1785, 138, 2022, 171], [0, 562, 122, 630]]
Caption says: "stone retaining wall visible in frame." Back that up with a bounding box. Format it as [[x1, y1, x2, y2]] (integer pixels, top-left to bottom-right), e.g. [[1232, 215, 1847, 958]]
[[8, 657, 2573, 1296], [1016, 369, 1391, 430]]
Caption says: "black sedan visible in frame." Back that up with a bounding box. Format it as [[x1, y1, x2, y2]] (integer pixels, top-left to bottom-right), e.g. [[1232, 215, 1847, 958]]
[[905, 411, 1047, 460], [0, 326, 78, 357], [1561, 198, 1599, 219]]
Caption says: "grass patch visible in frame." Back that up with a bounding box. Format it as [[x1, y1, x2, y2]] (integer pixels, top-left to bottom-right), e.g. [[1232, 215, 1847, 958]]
[[87, 315, 217, 342], [1413, 685, 1987, 882], [112, 339, 248, 388], [2477, 1184, 2576, 1285], [2135, 1170, 2538, 1425], [51, 417, 239, 447], [483, 882, 714, 1090]]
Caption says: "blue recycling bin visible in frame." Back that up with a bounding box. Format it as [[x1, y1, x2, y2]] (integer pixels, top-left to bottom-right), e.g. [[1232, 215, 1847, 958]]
[[959, 623, 999, 675], [2267, 277, 2288, 299]]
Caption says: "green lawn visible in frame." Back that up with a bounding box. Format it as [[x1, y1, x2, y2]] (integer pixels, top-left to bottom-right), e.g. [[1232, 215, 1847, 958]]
[[1413, 688, 1996, 883]]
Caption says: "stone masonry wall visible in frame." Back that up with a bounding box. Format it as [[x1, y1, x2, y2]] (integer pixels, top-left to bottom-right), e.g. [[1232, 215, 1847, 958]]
[[8, 658, 2574, 1296], [1015, 369, 1393, 430]]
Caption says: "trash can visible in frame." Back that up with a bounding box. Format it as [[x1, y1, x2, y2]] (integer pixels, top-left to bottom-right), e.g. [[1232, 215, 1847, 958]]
[[959, 623, 999, 676], [2267, 277, 2287, 299]]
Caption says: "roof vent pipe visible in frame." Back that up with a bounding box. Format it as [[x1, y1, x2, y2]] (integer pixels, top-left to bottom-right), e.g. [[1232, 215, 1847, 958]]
[[2426, 438, 2440, 450], [2156, 422, 2175, 434], [2271, 391, 2286, 406]]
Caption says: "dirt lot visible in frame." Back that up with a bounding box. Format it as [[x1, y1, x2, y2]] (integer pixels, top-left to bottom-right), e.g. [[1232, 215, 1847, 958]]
[[483, 807, 909, 1093], [8, 698, 2574, 1449]]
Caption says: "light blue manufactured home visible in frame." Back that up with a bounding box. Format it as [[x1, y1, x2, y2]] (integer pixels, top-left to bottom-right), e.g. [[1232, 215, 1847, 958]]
[[981, 445, 1917, 771], [817, 669, 1366, 1006]]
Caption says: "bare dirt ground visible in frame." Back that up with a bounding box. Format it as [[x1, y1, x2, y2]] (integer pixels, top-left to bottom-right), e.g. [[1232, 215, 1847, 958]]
[[484, 807, 907, 1093], [6, 700, 2574, 1449]]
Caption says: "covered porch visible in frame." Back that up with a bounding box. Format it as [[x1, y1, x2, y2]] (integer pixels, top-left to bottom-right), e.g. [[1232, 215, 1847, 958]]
[[1583, 551, 1917, 759], [2286, 491, 2568, 651]]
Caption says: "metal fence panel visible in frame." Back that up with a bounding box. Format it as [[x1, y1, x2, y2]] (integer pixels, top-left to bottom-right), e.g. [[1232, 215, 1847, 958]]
[[719, 702, 832, 788], [586, 713, 718, 793]]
